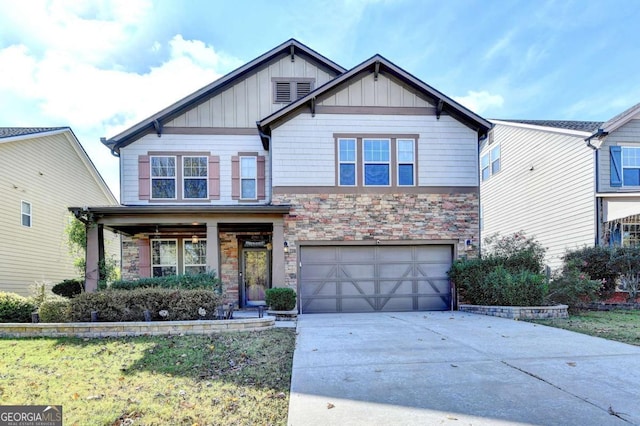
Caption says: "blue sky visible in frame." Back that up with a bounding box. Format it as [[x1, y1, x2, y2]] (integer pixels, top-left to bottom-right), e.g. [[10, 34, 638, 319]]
[[1, 0, 638, 200]]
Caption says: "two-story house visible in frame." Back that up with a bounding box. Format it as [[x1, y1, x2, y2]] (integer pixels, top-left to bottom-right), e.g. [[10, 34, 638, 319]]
[[73, 39, 491, 313], [1, 127, 119, 296], [480, 103, 640, 271]]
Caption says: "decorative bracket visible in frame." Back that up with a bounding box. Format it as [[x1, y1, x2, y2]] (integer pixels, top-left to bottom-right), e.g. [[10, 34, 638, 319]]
[[311, 97, 316, 117], [290, 45, 295, 62], [153, 119, 163, 137], [436, 99, 444, 120], [374, 61, 380, 81]]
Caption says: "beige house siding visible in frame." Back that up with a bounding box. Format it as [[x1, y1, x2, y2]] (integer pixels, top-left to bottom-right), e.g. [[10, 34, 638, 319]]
[[164, 54, 337, 129], [0, 131, 118, 296], [271, 113, 478, 188], [120, 133, 269, 205], [318, 72, 432, 108], [481, 122, 595, 270], [598, 118, 640, 192]]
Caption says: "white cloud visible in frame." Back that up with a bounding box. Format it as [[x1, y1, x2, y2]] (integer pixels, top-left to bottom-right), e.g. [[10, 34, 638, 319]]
[[454, 90, 505, 115]]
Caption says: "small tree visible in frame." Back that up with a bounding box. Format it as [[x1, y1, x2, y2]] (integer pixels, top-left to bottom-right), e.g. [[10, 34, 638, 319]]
[[607, 246, 640, 302]]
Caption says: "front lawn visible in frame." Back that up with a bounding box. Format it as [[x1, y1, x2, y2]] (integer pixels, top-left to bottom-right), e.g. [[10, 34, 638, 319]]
[[0, 329, 295, 425], [532, 309, 640, 346]]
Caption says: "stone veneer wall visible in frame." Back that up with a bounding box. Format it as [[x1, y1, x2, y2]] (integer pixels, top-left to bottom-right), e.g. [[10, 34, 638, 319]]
[[219, 231, 240, 303], [121, 237, 140, 281], [459, 304, 569, 319], [273, 192, 479, 289]]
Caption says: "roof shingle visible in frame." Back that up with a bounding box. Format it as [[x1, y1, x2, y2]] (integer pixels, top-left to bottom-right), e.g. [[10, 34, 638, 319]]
[[0, 127, 68, 139], [495, 119, 603, 133]]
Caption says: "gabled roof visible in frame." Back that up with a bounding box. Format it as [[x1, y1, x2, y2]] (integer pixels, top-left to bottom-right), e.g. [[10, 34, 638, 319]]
[[257, 54, 492, 139], [597, 102, 640, 135], [104, 39, 346, 155], [0, 127, 68, 140], [0, 126, 117, 204], [494, 119, 603, 133]]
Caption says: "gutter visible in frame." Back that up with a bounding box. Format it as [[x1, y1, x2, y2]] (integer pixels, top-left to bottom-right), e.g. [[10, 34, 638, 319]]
[[257, 124, 273, 204]]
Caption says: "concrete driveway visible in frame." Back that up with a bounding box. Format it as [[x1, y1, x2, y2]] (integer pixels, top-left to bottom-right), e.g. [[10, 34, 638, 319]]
[[288, 311, 640, 426]]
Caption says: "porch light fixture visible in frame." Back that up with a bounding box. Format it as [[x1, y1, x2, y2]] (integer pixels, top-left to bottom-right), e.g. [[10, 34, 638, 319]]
[[192, 235, 199, 244], [266, 242, 273, 250], [284, 241, 289, 253]]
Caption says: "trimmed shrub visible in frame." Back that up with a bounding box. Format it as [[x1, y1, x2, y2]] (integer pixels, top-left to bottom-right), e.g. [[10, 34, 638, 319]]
[[0, 292, 36, 323], [563, 246, 618, 299], [39, 298, 71, 323], [607, 246, 640, 302], [265, 288, 297, 311], [67, 288, 225, 322], [483, 231, 546, 274], [109, 272, 222, 293], [546, 261, 601, 311], [52, 279, 84, 298]]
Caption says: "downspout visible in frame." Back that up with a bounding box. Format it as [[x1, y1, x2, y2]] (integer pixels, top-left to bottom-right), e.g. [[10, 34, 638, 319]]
[[257, 125, 273, 204], [585, 129, 607, 246]]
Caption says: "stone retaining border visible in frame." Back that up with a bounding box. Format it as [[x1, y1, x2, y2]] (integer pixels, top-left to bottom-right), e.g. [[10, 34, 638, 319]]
[[459, 304, 568, 319], [0, 317, 275, 338]]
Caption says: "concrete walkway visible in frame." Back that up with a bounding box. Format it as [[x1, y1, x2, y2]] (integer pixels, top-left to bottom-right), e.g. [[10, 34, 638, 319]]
[[288, 311, 640, 426]]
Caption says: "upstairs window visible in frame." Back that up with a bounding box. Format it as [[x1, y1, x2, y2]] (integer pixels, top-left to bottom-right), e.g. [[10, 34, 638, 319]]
[[338, 139, 356, 186], [363, 139, 390, 186], [151, 156, 176, 199], [273, 78, 314, 103], [240, 156, 257, 199], [21, 201, 31, 227], [397, 139, 415, 186], [183, 156, 208, 199], [622, 147, 640, 186], [481, 144, 501, 181]]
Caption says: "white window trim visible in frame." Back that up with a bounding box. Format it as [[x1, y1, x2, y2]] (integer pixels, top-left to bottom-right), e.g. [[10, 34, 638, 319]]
[[151, 239, 178, 276], [21, 200, 32, 228], [481, 144, 501, 182], [338, 138, 357, 187], [622, 146, 640, 187], [183, 238, 207, 274], [182, 156, 208, 200], [240, 156, 258, 200], [490, 144, 501, 175], [363, 138, 391, 187], [150, 155, 177, 200], [396, 138, 416, 187]]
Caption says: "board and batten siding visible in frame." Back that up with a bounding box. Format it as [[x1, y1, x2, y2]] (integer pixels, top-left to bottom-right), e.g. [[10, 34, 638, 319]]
[[0, 132, 119, 295], [271, 113, 478, 187], [318, 72, 433, 108], [164, 55, 337, 129], [120, 133, 270, 205], [481, 123, 596, 270], [598, 118, 640, 193]]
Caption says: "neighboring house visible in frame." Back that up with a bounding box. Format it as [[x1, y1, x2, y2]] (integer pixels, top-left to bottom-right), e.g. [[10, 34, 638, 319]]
[[480, 120, 602, 269], [481, 103, 640, 270], [0, 127, 119, 296], [73, 39, 491, 313], [589, 102, 640, 248]]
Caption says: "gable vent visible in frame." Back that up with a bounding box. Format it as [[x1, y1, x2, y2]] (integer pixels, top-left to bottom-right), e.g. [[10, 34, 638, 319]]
[[273, 79, 315, 103], [275, 82, 291, 103], [296, 81, 312, 99]]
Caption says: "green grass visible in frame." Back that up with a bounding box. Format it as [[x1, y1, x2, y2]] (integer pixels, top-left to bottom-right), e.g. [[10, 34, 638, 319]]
[[532, 309, 640, 346], [0, 329, 295, 426]]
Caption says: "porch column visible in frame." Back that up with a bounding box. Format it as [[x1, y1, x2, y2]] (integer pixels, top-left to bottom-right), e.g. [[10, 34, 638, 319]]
[[272, 221, 285, 287], [85, 223, 100, 292], [206, 222, 220, 278]]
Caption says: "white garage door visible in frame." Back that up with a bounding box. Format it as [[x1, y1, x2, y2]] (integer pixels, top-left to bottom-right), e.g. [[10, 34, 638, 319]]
[[299, 245, 453, 313]]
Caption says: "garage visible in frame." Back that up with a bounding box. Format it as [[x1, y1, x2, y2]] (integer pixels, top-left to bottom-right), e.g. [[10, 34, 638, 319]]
[[299, 244, 453, 313]]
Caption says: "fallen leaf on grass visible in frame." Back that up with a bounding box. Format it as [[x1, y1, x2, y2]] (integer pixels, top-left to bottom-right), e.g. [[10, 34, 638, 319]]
[[180, 401, 196, 409], [72, 393, 79, 400], [86, 394, 103, 400], [273, 392, 286, 399], [327, 403, 335, 409], [566, 362, 577, 367]]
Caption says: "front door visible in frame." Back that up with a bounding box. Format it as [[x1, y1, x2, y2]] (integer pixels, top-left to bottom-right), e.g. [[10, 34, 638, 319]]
[[242, 249, 270, 307]]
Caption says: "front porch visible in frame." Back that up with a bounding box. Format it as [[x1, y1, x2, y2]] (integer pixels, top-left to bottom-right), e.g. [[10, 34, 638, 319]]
[[71, 205, 290, 308]]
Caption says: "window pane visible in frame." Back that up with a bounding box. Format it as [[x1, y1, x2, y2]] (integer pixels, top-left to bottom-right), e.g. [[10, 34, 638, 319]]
[[185, 265, 206, 275], [152, 179, 175, 198], [481, 153, 490, 168], [22, 214, 31, 227], [482, 166, 490, 182], [340, 164, 356, 185], [183, 157, 207, 177], [365, 164, 389, 185], [241, 179, 256, 199], [623, 147, 640, 167], [339, 139, 356, 161], [491, 145, 500, 161], [241, 157, 256, 178], [399, 164, 414, 185], [21, 201, 31, 215], [623, 169, 640, 186], [153, 266, 176, 277], [151, 157, 175, 177], [184, 179, 207, 198], [184, 240, 207, 265], [152, 240, 177, 265], [364, 139, 390, 162], [397, 140, 414, 162], [491, 157, 501, 174]]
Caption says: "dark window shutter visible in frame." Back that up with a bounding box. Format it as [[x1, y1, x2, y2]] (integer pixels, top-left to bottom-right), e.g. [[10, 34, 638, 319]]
[[139, 155, 150, 200], [275, 82, 291, 103], [610, 146, 622, 187], [208, 156, 220, 199], [296, 81, 312, 99], [257, 156, 266, 200], [231, 156, 240, 199]]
